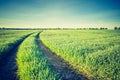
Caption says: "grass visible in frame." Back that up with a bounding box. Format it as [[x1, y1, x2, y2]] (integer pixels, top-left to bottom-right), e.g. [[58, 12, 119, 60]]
[[16, 32, 57, 80], [40, 30, 120, 80], [0, 30, 34, 60]]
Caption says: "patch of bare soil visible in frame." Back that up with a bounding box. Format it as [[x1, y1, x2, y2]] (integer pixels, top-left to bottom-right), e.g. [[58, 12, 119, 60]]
[[37, 35, 89, 80], [0, 46, 19, 80]]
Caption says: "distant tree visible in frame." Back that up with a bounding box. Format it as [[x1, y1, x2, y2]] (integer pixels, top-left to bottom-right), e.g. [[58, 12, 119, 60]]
[[119, 27, 120, 30], [104, 28, 108, 30], [0, 27, 5, 30], [114, 27, 118, 30], [99, 27, 108, 30], [100, 27, 103, 30]]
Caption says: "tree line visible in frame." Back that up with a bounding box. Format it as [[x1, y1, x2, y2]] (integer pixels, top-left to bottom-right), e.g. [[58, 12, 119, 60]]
[[0, 27, 120, 30]]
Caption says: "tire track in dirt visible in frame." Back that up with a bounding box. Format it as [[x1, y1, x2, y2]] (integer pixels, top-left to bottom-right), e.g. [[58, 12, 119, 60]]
[[0, 33, 32, 80], [37, 33, 89, 80]]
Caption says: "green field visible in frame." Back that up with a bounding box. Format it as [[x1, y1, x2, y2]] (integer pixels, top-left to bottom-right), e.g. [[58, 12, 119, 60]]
[[40, 30, 120, 80], [0, 30, 120, 80], [17, 32, 57, 80], [0, 30, 34, 60]]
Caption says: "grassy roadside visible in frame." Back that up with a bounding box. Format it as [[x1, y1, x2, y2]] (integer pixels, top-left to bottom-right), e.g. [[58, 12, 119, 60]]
[[40, 30, 120, 80], [0, 30, 34, 62], [16, 32, 57, 80]]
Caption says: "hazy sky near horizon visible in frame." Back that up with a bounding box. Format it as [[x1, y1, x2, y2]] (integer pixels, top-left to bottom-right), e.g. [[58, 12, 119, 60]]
[[0, 0, 120, 28]]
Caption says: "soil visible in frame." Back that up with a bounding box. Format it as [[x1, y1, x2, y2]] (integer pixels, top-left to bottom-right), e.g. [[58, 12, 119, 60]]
[[0, 47, 19, 80], [37, 35, 89, 80], [0, 34, 32, 80]]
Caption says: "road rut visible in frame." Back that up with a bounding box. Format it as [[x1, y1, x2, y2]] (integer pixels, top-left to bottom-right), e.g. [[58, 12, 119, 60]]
[[37, 34, 89, 80], [0, 33, 32, 80]]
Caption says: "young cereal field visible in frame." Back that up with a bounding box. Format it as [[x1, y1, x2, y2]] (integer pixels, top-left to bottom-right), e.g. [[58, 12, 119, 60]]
[[0, 30, 34, 61], [16, 32, 57, 80], [0, 30, 120, 80], [0, 30, 35, 80], [40, 30, 120, 80]]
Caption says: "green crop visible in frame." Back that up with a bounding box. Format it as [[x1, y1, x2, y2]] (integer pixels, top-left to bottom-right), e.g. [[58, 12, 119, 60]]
[[16, 32, 57, 80], [0, 30, 34, 60], [40, 30, 120, 80]]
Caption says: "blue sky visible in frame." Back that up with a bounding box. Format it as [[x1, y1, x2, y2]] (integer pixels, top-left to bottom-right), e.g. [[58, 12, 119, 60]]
[[0, 0, 120, 28]]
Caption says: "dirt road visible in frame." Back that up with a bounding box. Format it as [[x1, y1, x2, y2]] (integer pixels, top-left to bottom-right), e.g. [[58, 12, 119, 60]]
[[0, 34, 32, 80], [38, 34, 89, 80]]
